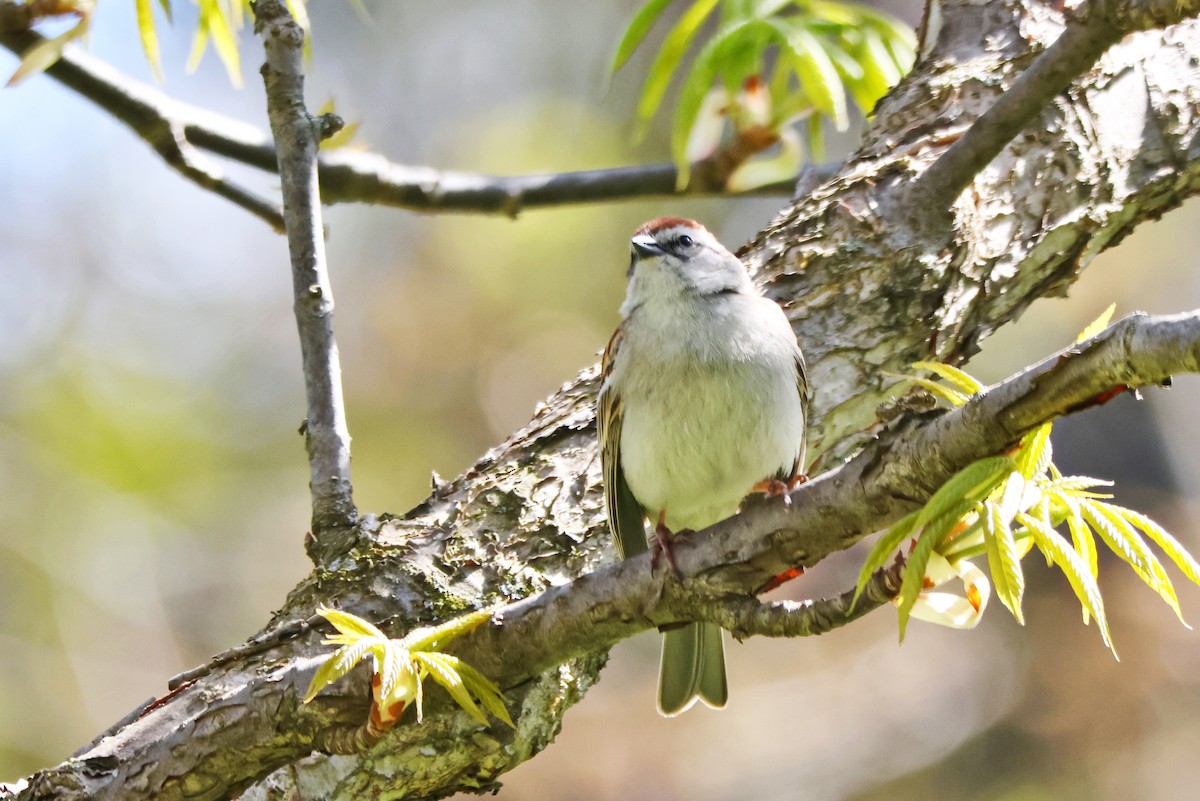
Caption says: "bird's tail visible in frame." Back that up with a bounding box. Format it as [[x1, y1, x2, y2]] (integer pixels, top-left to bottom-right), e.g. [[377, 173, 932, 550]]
[[658, 622, 728, 716]]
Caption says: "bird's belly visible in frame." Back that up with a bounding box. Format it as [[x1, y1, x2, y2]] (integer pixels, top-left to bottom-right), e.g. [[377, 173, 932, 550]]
[[620, 362, 803, 532]]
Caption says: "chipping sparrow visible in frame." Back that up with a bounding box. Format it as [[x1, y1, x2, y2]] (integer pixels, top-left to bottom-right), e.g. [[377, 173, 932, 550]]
[[599, 217, 808, 716]]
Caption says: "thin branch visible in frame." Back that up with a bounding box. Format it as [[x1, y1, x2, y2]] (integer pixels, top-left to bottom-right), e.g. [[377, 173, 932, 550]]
[[680, 560, 906, 640], [166, 614, 325, 690], [908, 0, 1200, 213], [255, 0, 357, 540], [0, 12, 286, 229], [0, 4, 816, 221]]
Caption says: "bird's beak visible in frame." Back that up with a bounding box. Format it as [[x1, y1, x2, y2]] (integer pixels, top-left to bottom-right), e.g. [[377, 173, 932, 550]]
[[631, 235, 665, 259]]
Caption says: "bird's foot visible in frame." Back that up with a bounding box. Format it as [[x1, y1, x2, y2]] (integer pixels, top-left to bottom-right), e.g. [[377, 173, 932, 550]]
[[651, 514, 690, 580], [750, 474, 808, 506]]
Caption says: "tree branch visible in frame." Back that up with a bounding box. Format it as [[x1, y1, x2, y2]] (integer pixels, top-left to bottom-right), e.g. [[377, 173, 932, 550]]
[[681, 560, 907, 640], [909, 0, 1200, 213], [451, 311, 1199, 686], [0, 6, 286, 230], [7, 1, 1200, 798], [0, 4, 814, 221], [255, 0, 356, 541], [9, 311, 1197, 801]]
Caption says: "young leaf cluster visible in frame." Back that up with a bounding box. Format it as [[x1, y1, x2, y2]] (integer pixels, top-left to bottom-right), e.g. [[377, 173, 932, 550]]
[[610, 0, 915, 186], [7, 0, 94, 87], [856, 325, 1200, 654], [135, 0, 310, 85], [7, 0, 313, 86], [304, 606, 514, 730]]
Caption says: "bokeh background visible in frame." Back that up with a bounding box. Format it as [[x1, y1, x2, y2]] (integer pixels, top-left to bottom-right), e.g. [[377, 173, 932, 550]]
[[3, 2, 1200, 799]]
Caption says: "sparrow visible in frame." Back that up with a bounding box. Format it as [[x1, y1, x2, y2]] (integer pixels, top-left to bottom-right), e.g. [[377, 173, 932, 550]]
[[599, 217, 808, 716]]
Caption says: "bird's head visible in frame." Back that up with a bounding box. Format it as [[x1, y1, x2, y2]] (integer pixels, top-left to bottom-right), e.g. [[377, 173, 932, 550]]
[[621, 218, 752, 315]]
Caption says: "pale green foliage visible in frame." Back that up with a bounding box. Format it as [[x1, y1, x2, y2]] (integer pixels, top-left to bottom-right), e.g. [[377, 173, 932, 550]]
[[144, 0, 310, 85], [7, 0, 93, 87], [610, 0, 915, 184], [304, 606, 514, 728], [856, 309, 1199, 654], [9, 0, 311, 85]]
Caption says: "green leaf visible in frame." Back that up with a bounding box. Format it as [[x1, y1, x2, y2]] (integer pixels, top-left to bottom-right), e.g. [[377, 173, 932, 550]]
[[375, 642, 406, 704], [304, 645, 356, 702], [852, 509, 918, 607], [401, 606, 496, 652], [1043, 475, 1114, 497], [188, 0, 242, 86], [415, 652, 489, 726], [896, 525, 939, 642], [770, 18, 848, 130], [983, 501, 1025, 623], [1081, 500, 1185, 623], [1076, 303, 1117, 343], [136, 0, 164, 83], [806, 0, 860, 26], [911, 360, 984, 395], [914, 455, 1015, 533], [850, 26, 898, 113], [318, 606, 389, 641], [1018, 512, 1114, 653], [456, 660, 515, 728], [610, 0, 677, 74], [208, 0, 243, 87], [894, 374, 970, 407], [7, 15, 91, 87], [330, 638, 375, 675], [883, 30, 916, 74], [1015, 423, 1053, 480], [805, 112, 825, 161], [1113, 505, 1200, 589], [635, 0, 722, 138], [1060, 497, 1100, 582], [669, 19, 768, 182]]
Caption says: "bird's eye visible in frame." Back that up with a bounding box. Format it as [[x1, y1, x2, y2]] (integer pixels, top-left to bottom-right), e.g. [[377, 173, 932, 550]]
[[676, 234, 694, 248]]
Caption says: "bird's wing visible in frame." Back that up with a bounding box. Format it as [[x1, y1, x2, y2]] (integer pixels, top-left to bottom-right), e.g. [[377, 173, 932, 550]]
[[599, 322, 649, 558], [791, 347, 810, 478]]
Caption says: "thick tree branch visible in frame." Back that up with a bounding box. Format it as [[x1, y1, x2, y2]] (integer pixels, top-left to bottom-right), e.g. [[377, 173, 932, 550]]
[[0, 4, 810, 220], [255, 0, 356, 540], [451, 311, 1198, 686], [9, 311, 1197, 801], [909, 0, 1200, 213]]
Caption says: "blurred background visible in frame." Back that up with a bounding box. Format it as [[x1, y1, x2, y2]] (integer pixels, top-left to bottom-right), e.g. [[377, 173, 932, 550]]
[[2, 2, 1199, 799]]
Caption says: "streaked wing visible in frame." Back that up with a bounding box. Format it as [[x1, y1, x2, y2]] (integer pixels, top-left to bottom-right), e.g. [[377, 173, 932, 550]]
[[599, 322, 649, 558], [792, 348, 809, 478]]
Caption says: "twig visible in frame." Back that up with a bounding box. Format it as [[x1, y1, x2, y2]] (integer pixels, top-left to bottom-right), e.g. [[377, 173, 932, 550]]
[[255, 0, 357, 539], [909, 0, 1200, 213], [0, 2, 818, 221], [167, 614, 325, 690], [0, 13, 285, 229], [680, 560, 906, 639]]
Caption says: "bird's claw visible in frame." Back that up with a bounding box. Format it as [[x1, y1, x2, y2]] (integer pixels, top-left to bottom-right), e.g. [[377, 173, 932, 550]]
[[652, 521, 689, 581], [751, 474, 808, 506]]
